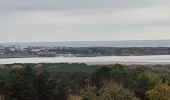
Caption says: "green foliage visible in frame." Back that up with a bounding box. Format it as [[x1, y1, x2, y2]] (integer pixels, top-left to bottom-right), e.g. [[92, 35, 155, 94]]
[[100, 83, 139, 100], [81, 82, 139, 100], [146, 83, 170, 100], [0, 63, 169, 100], [92, 66, 113, 88], [0, 66, 69, 100], [134, 72, 162, 99]]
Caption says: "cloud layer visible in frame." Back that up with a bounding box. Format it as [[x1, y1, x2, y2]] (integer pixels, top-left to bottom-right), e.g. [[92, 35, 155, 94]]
[[0, 0, 170, 42]]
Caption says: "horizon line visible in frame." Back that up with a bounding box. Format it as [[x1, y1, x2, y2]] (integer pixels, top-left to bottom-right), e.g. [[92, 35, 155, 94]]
[[1, 39, 170, 43]]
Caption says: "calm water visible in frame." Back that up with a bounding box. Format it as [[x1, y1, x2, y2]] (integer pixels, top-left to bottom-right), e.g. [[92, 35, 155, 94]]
[[0, 55, 170, 64]]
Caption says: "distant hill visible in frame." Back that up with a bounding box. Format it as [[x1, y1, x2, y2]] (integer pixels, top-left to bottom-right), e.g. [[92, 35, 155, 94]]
[[1, 40, 170, 48]]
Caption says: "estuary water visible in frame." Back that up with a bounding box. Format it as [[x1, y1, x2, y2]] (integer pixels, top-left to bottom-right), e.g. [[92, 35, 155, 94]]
[[0, 55, 170, 64]]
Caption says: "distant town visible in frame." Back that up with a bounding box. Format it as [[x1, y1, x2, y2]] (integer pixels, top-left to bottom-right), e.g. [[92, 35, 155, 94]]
[[0, 45, 106, 58], [1, 45, 170, 58], [0, 45, 77, 58]]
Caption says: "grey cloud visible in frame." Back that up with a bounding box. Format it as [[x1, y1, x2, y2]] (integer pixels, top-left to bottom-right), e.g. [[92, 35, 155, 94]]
[[0, 0, 169, 12], [0, 0, 170, 42]]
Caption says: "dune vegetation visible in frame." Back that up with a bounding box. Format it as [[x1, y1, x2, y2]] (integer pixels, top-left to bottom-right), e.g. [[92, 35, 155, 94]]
[[0, 63, 169, 100]]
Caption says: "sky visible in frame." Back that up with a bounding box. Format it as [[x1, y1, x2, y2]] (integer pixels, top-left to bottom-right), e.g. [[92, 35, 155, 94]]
[[0, 0, 170, 42]]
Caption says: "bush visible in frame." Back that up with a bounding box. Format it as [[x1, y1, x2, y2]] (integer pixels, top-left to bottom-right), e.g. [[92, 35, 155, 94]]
[[146, 83, 170, 100]]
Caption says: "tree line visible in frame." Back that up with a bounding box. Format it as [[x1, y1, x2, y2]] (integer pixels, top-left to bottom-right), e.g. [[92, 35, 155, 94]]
[[0, 63, 169, 100]]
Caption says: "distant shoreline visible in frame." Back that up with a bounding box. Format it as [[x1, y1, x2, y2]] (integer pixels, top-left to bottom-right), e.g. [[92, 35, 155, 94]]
[[0, 54, 169, 59], [0, 55, 170, 65], [86, 61, 170, 65]]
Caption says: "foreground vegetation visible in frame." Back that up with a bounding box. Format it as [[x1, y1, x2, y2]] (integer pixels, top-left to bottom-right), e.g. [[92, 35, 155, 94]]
[[0, 63, 169, 100]]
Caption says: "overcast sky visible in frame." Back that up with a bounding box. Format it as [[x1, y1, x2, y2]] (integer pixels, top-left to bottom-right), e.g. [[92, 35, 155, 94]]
[[0, 0, 170, 42]]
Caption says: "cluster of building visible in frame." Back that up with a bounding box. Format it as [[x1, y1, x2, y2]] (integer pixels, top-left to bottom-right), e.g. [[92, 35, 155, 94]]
[[0, 45, 73, 57], [0, 45, 21, 55]]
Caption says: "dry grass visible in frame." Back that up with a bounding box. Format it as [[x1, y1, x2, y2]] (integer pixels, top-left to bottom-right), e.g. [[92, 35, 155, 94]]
[[69, 95, 82, 100], [11, 65, 23, 69]]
